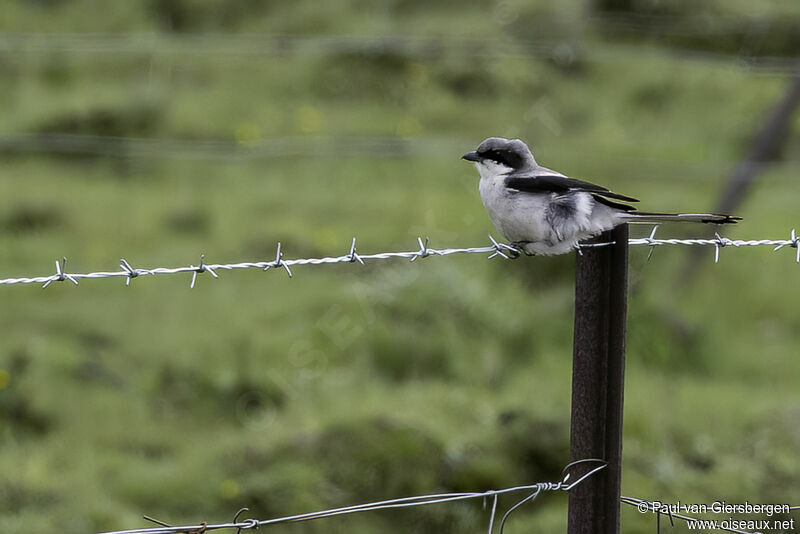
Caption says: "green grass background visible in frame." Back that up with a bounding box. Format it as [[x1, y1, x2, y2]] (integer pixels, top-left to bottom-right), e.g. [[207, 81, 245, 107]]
[[1, 1, 799, 532]]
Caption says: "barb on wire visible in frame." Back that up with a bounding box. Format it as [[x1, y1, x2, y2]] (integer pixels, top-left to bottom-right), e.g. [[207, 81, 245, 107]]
[[410, 236, 440, 262], [142, 517, 171, 528], [773, 228, 800, 263], [347, 237, 364, 264], [119, 259, 142, 286], [41, 257, 78, 288], [263, 242, 292, 278], [99, 460, 606, 534], [487, 235, 520, 260], [190, 254, 218, 289], [2, 231, 800, 288], [712, 232, 728, 263], [645, 225, 660, 262]]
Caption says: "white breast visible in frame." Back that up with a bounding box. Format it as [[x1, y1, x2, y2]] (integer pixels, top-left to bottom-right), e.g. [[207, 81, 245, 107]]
[[476, 166, 623, 255], [479, 174, 551, 244]]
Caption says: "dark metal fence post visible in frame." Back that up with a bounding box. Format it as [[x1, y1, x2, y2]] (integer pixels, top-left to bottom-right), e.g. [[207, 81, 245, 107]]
[[568, 224, 628, 534]]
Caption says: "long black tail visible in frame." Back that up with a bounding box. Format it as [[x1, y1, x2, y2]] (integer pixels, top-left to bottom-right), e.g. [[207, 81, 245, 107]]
[[622, 212, 741, 224]]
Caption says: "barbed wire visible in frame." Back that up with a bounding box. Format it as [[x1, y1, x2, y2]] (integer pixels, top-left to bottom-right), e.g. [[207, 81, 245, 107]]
[[621, 226, 800, 264], [1, 229, 798, 289], [98, 459, 605, 534]]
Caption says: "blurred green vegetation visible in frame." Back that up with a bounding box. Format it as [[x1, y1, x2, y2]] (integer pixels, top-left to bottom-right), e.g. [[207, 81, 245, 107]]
[[1, 1, 800, 533]]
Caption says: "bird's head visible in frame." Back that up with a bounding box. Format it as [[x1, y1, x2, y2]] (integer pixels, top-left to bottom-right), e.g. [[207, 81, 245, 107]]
[[462, 137, 536, 177]]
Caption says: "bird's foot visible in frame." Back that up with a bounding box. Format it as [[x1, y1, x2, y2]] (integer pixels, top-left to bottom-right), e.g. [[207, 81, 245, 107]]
[[510, 241, 535, 256]]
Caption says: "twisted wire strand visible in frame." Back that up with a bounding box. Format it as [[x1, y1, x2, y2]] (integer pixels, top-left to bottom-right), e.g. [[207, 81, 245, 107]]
[[1, 230, 798, 288]]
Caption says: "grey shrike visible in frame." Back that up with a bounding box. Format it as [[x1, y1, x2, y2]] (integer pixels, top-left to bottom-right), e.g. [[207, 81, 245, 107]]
[[463, 137, 739, 256]]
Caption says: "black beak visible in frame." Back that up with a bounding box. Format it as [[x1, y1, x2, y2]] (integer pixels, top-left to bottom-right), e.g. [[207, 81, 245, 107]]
[[462, 151, 481, 162]]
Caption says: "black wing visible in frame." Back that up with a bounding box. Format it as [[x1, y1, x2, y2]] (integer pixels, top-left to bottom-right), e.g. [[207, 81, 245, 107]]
[[504, 173, 639, 204]]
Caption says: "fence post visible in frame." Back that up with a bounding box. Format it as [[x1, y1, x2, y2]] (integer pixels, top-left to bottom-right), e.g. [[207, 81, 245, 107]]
[[567, 224, 628, 534]]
